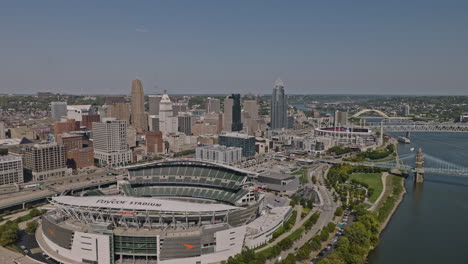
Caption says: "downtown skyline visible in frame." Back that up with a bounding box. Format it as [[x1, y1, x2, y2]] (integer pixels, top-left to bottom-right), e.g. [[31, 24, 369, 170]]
[[1, 1, 468, 95]]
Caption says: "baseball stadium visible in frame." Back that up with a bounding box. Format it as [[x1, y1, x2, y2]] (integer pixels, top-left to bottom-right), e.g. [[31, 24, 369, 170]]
[[36, 160, 293, 264]]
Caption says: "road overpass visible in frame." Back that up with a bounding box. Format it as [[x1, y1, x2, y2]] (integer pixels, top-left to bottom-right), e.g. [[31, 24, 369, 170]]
[[0, 177, 117, 214]]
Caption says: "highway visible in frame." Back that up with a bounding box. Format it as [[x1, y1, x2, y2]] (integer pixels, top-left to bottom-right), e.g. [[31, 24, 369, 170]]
[[0, 168, 117, 212]]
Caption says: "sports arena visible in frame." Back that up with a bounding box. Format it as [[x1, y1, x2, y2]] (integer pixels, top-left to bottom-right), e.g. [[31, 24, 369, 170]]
[[37, 160, 293, 264]]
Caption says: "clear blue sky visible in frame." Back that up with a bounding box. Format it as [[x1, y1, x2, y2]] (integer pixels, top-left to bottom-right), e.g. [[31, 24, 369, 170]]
[[1, 1, 467, 95]]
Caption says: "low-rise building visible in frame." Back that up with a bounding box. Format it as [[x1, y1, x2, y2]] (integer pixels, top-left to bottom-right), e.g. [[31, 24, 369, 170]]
[[255, 171, 300, 194], [66, 148, 94, 169], [22, 142, 67, 181], [165, 133, 197, 153], [56, 134, 83, 152], [146, 131, 163, 154], [0, 153, 24, 185], [67, 105, 94, 122], [196, 144, 242, 165], [81, 114, 100, 129], [219, 133, 256, 157], [192, 122, 218, 136], [54, 119, 80, 137]]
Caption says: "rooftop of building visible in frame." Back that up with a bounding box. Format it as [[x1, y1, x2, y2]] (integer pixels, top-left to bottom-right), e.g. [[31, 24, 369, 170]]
[[246, 206, 291, 236], [32, 142, 59, 149], [0, 138, 22, 146], [67, 105, 92, 111], [51, 195, 240, 213], [58, 133, 82, 139], [197, 144, 241, 151], [258, 171, 295, 181], [124, 159, 256, 176], [220, 133, 255, 139], [0, 153, 22, 162]]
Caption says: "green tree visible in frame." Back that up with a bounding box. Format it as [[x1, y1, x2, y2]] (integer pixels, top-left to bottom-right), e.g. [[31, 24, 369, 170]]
[[346, 222, 370, 249], [0, 221, 19, 246], [334, 207, 344, 217], [312, 176, 317, 184], [29, 208, 41, 217], [282, 253, 296, 264], [25, 221, 39, 235], [319, 228, 329, 242]]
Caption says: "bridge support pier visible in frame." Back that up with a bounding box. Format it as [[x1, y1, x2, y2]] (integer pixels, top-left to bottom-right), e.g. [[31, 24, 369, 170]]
[[414, 171, 424, 183], [414, 148, 424, 184]]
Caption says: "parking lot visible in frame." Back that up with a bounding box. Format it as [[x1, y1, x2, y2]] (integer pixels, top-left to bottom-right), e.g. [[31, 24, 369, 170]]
[[15, 230, 58, 264], [310, 210, 356, 263]]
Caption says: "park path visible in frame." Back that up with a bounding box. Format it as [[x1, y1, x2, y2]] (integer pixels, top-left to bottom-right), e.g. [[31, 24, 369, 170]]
[[369, 172, 388, 212]]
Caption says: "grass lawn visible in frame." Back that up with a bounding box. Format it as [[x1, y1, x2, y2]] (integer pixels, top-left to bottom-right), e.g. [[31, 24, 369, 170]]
[[293, 169, 308, 184], [349, 173, 383, 203]]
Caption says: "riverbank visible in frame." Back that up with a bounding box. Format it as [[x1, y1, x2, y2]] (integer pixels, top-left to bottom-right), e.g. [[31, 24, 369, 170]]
[[360, 175, 407, 262], [378, 175, 406, 231]]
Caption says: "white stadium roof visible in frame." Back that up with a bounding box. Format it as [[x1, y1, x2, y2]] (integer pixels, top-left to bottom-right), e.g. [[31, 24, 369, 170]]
[[52, 196, 239, 213]]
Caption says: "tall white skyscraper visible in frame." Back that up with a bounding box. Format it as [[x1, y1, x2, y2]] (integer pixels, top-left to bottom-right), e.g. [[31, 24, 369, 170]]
[[92, 118, 132, 166], [159, 91, 178, 135], [270, 79, 288, 130], [51, 102, 67, 121]]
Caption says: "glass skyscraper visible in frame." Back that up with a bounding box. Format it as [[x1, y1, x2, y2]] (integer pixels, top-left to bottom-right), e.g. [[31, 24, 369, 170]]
[[231, 94, 243, 132], [270, 79, 288, 130]]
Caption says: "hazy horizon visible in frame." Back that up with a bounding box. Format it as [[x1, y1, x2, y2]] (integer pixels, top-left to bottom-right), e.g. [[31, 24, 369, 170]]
[[1, 1, 467, 95]]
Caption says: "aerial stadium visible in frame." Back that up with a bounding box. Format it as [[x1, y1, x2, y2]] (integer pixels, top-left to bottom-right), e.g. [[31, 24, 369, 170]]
[[36, 160, 293, 264]]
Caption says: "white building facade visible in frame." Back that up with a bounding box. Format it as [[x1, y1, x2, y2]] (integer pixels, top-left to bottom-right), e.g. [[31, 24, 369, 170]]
[[196, 145, 242, 165], [159, 92, 178, 135], [0, 154, 24, 185], [67, 105, 93, 122], [92, 118, 132, 166]]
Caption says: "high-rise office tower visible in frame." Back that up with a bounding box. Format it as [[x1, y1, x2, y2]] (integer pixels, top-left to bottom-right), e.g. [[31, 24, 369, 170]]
[[148, 115, 160, 131], [0, 153, 24, 185], [177, 113, 192, 135], [223, 96, 233, 132], [206, 97, 221, 113], [51, 102, 67, 121], [0, 121, 5, 140], [23, 142, 67, 181], [403, 104, 410, 116], [231, 94, 243, 132], [270, 79, 288, 130], [243, 100, 259, 119], [92, 118, 132, 166], [159, 91, 178, 135], [172, 102, 188, 116], [106, 103, 130, 123], [148, 95, 162, 116], [130, 79, 147, 133]]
